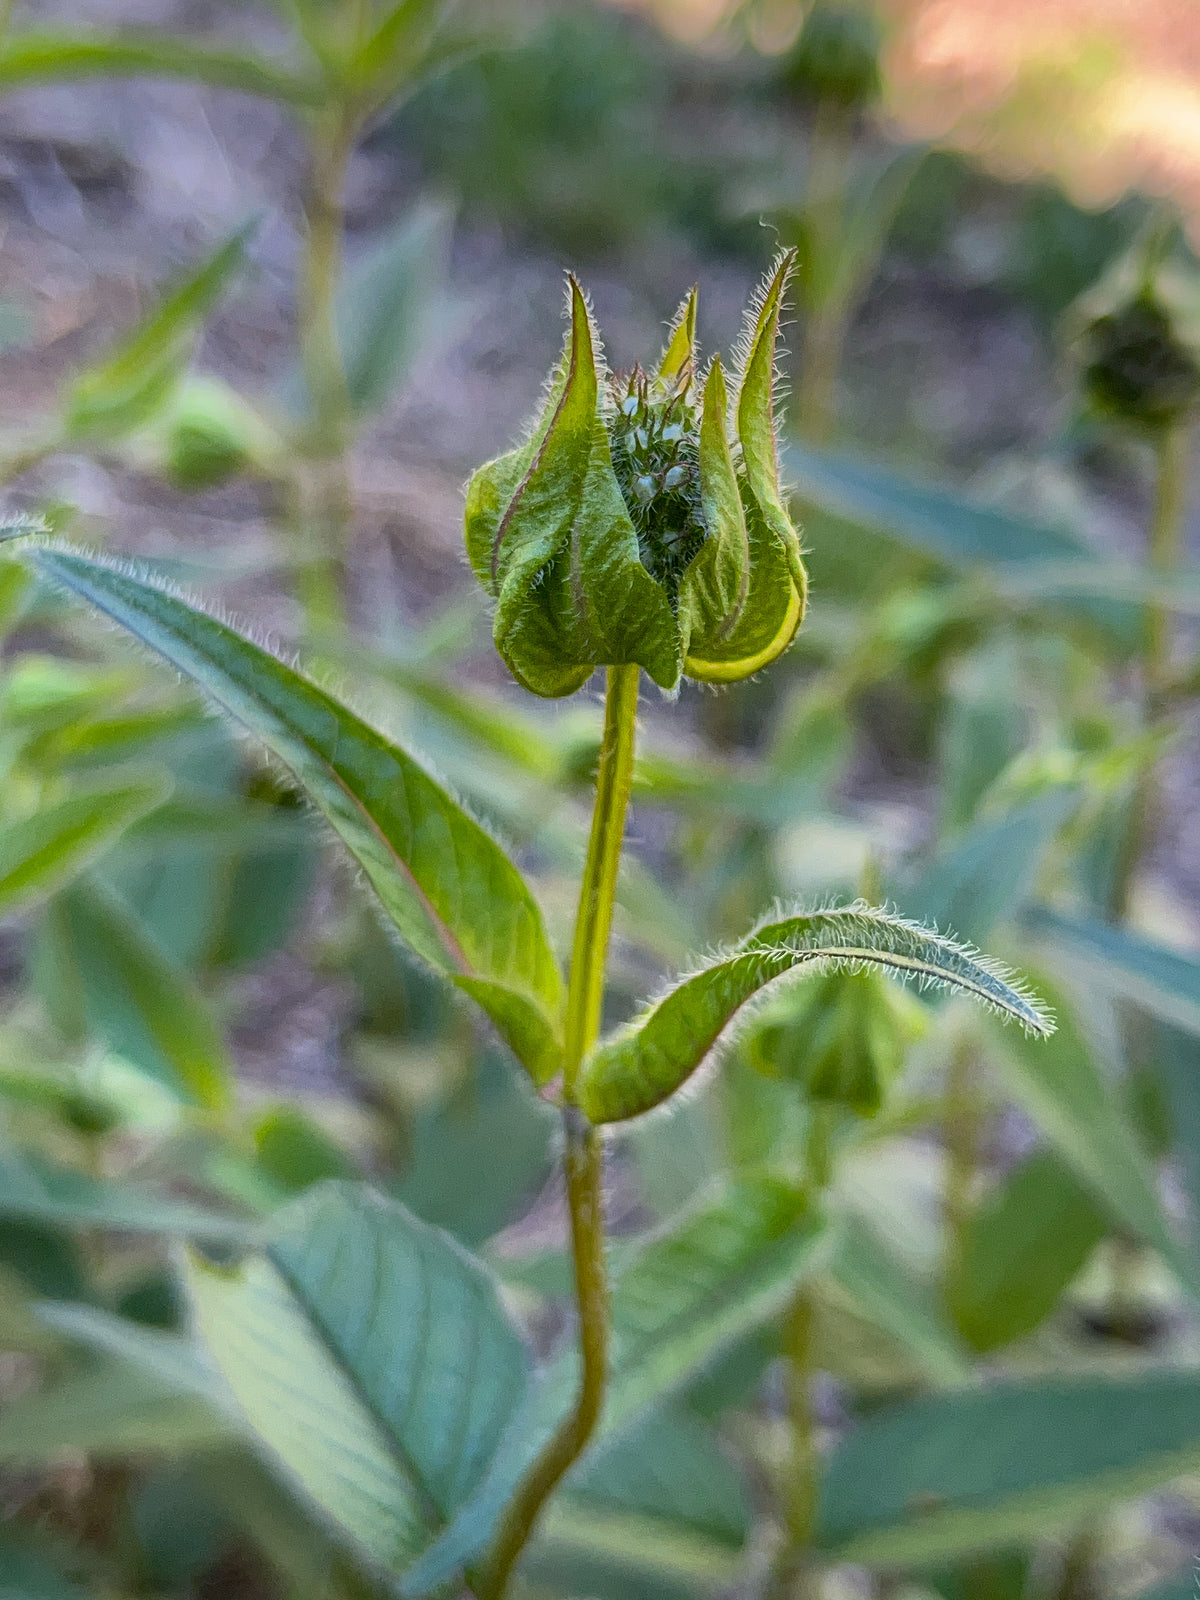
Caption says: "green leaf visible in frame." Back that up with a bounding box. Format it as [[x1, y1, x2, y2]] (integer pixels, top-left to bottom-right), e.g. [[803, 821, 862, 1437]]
[[569, 1404, 750, 1550], [817, 1373, 1200, 1566], [529, 1501, 743, 1600], [785, 445, 1092, 569], [396, 1052, 553, 1248], [0, 1358, 232, 1464], [0, 1534, 92, 1600], [604, 1176, 828, 1435], [986, 971, 1182, 1279], [23, 545, 565, 1083], [405, 1177, 827, 1596], [1025, 904, 1200, 1036], [63, 226, 253, 439], [578, 903, 1051, 1124], [900, 791, 1073, 949], [338, 200, 453, 416], [947, 1150, 1108, 1352], [0, 1146, 242, 1241], [0, 775, 169, 916], [45, 877, 234, 1109], [827, 1216, 970, 1385], [186, 1182, 533, 1580], [0, 32, 319, 103]]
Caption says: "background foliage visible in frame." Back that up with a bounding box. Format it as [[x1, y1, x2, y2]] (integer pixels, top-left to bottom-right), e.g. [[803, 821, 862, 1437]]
[[0, 1, 1196, 1599]]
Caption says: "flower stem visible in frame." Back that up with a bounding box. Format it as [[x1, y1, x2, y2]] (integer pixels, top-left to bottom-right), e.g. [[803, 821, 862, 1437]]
[[769, 1107, 832, 1600], [1108, 418, 1192, 919], [479, 663, 640, 1600], [294, 108, 358, 635]]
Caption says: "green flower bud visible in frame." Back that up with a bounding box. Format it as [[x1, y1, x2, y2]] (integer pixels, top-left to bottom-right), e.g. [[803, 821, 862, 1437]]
[[464, 255, 808, 697], [744, 968, 926, 1118], [153, 376, 283, 491], [782, 2, 882, 112], [1071, 233, 1200, 433]]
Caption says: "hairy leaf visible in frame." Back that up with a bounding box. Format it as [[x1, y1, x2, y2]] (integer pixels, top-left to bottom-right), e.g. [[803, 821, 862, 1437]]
[[22, 546, 565, 1082], [578, 903, 1050, 1124]]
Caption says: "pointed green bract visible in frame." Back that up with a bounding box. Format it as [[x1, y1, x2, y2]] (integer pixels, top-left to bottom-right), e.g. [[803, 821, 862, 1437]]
[[577, 903, 1052, 1124], [23, 545, 565, 1084], [735, 250, 808, 598], [657, 288, 697, 383], [679, 358, 750, 658]]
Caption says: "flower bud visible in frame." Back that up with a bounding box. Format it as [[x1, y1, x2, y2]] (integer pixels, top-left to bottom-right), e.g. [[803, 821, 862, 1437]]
[[1071, 235, 1200, 433], [744, 968, 925, 1117], [781, 2, 882, 112], [464, 256, 807, 697]]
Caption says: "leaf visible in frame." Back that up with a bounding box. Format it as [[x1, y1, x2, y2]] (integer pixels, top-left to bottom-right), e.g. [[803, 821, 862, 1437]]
[[1025, 904, 1200, 1036], [0, 32, 319, 103], [528, 1502, 743, 1600], [578, 903, 1051, 1124], [0, 775, 169, 916], [785, 445, 1092, 569], [827, 1216, 971, 1385], [569, 1404, 751, 1550], [396, 1052, 553, 1248], [45, 877, 234, 1109], [947, 1150, 1109, 1352], [0, 1146, 243, 1241], [1155, 1024, 1200, 1267], [0, 1359, 232, 1464], [0, 1534, 92, 1600], [403, 1176, 830, 1596], [186, 1182, 533, 1580], [986, 971, 1184, 1284], [23, 545, 565, 1083], [338, 200, 454, 416], [817, 1373, 1200, 1566], [62, 226, 254, 439], [899, 791, 1074, 949], [603, 1176, 829, 1435]]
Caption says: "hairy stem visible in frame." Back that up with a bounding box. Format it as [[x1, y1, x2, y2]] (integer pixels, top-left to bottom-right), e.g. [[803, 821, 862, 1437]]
[[294, 108, 358, 635], [479, 663, 640, 1600]]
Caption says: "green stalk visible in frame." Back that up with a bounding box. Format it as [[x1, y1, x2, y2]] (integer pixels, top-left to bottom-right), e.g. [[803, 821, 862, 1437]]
[[294, 106, 358, 635], [479, 663, 640, 1600], [795, 98, 854, 445], [769, 1106, 833, 1600], [942, 1032, 982, 1286], [1108, 417, 1192, 919]]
